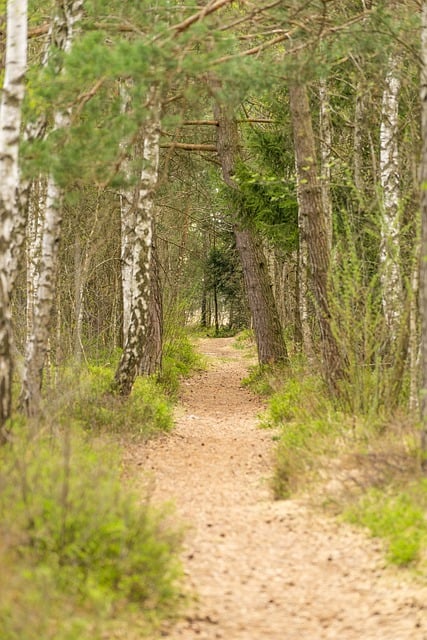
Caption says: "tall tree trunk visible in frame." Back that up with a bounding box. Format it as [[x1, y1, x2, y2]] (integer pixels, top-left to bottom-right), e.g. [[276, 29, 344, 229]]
[[140, 223, 163, 375], [0, 0, 27, 437], [419, 0, 427, 463], [379, 55, 402, 336], [295, 166, 312, 355], [289, 83, 342, 390], [213, 99, 288, 365], [114, 87, 161, 395], [21, 0, 83, 416], [119, 81, 136, 343], [319, 78, 333, 252]]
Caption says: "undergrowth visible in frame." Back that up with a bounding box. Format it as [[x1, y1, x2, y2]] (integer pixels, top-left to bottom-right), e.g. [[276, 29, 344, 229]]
[[0, 332, 204, 638], [68, 365, 173, 438], [159, 333, 204, 398], [254, 360, 427, 573], [0, 427, 183, 639], [344, 482, 427, 568]]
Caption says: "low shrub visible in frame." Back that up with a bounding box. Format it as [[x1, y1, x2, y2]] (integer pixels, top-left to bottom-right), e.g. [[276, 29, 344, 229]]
[[344, 481, 427, 568], [64, 365, 173, 437], [159, 334, 204, 397], [0, 429, 183, 639]]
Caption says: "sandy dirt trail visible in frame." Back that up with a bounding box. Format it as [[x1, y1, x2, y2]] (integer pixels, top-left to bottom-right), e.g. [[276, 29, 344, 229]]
[[127, 337, 427, 639]]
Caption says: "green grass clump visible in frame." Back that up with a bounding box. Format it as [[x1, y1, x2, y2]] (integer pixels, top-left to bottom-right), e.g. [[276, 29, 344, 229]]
[[159, 334, 204, 397], [67, 365, 173, 437], [242, 363, 288, 397], [344, 481, 427, 567], [0, 430, 183, 639], [258, 371, 344, 498]]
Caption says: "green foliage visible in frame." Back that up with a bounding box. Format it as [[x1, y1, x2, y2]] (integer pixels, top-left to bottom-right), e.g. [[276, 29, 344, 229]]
[[159, 333, 204, 397], [0, 430, 183, 639], [344, 482, 427, 568], [329, 215, 413, 416], [63, 364, 173, 438], [242, 363, 285, 397], [234, 158, 298, 251], [205, 245, 242, 302]]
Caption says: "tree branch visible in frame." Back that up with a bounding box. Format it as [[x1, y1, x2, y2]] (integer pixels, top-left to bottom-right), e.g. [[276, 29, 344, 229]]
[[161, 142, 217, 152]]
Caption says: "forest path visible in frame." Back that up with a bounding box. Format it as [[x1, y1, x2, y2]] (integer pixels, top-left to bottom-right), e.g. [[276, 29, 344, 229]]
[[126, 337, 427, 639]]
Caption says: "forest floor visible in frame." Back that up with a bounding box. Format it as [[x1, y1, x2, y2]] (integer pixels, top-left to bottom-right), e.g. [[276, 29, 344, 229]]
[[124, 337, 427, 640]]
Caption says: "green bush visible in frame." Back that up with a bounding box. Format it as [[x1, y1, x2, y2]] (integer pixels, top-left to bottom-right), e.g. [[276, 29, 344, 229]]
[[0, 430, 183, 639], [344, 482, 427, 567]]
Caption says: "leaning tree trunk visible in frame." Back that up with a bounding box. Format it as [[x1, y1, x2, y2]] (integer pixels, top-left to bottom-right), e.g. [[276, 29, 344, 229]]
[[379, 54, 402, 337], [419, 0, 427, 463], [289, 83, 342, 391], [21, 0, 83, 417], [213, 99, 288, 365], [114, 87, 161, 395], [0, 0, 27, 437]]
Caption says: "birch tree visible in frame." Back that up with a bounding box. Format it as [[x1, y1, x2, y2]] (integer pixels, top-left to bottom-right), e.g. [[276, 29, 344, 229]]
[[21, 0, 84, 416], [114, 87, 162, 396], [379, 54, 402, 336], [0, 0, 27, 435]]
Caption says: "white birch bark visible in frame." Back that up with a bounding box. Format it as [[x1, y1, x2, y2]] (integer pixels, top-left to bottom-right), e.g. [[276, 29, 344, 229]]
[[379, 55, 402, 335], [114, 87, 162, 396], [0, 0, 27, 433], [119, 82, 137, 341], [21, 0, 83, 416]]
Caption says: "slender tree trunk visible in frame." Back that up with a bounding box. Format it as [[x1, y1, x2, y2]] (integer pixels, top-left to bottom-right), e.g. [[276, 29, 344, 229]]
[[140, 224, 163, 375], [119, 81, 136, 343], [409, 242, 420, 414], [319, 78, 333, 252], [0, 0, 27, 436], [26, 180, 44, 345], [114, 87, 161, 395], [419, 1, 427, 463], [379, 55, 402, 336], [213, 99, 288, 365], [295, 167, 312, 355], [21, 0, 83, 416], [289, 83, 342, 390]]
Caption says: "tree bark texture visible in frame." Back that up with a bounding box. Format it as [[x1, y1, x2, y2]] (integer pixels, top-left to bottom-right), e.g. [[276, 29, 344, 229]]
[[21, 0, 83, 416], [114, 87, 161, 395], [319, 78, 333, 252], [0, 0, 28, 435], [213, 99, 288, 365], [140, 224, 163, 375], [379, 55, 402, 336], [419, 1, 427, 462], [289, 83, 342, 389]]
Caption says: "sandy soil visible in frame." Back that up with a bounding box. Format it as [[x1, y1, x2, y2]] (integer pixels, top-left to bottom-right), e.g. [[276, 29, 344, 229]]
[[126, 337, 427, 640]]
